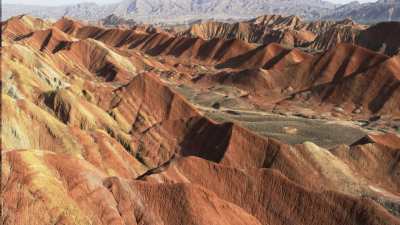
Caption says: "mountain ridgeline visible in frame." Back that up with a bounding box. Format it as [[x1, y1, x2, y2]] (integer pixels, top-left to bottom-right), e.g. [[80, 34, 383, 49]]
[[2, 0, 400, 24], [1, 13, 400, 225]]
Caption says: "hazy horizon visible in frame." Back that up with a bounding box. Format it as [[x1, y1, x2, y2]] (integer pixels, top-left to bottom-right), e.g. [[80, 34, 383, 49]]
[[3, 0, 378, 7]]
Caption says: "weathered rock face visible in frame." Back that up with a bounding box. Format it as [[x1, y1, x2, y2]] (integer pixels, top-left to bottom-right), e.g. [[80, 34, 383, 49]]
[[109, 73, 228, 167], [181, 15, 370, 52], [323, 0, 400, 24], [2, 150, 263, 225], [2, 15, 400, 225], [141, 156, 400, 225], [205, 44, 400, 115], [1, 15, 52, 41], [356, 22, 400, 56], [180, 14, 400, 57], [181, 18, 316, 48], [100, 14, 138, 28]]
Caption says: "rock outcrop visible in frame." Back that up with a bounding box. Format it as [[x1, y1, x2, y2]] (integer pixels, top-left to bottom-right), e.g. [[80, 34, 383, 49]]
[[2, 15, 400, 225]]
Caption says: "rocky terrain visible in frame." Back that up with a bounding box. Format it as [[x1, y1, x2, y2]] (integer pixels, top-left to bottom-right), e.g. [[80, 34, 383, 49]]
[[357, 21, 400, 56], [1, 15, 400, 225], [180, 15, 365, 52], [324, 0, 400, 24], [2, 0, 400, 24], [100, 14, 138, 28], [180, 14, 400, 55]]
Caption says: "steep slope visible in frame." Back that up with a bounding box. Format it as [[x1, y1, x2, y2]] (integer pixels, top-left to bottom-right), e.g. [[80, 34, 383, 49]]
[[183, 15, 400, 56], [2, 95, 146, 179], [65, 24, 257, 65], [53, 16, 85, 36], [109, 73, 237, 167], [54, 39, 138, 82], [141, 156, 400, 225], [2, 15, 400, 225], [210, 43, 400, 115], [2, 150, 263, 225], [182, 15, 367, 52], [108, 73, 400, 204], [182, 17, 316, 48], [324, 0, 400, 23], [216, 43, 309, 70], [309, 19, 366, 51], [306, 53, 400, 115], [20, 27, 74, 53], [356, 22, 400, 56], [1, 15, 52, 41]]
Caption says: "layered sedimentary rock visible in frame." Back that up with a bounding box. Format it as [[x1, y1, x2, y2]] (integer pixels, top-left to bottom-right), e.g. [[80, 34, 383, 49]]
[[182, 15, 369, 52], [2, 15, 400, 225], [181, 14, 400, 57], [141, 156, 400, 225], [357, 22, 400, 56], [204, 44, 400, 115]]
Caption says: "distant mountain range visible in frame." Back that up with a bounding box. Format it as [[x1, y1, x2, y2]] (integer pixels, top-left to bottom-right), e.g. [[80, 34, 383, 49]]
[[2, 0, 400, 24], [323, 0, 400, 23]]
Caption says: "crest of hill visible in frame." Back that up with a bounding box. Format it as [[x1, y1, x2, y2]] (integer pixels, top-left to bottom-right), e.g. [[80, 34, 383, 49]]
[[42, 17, 400, 115], [53, 18, 257, 64], [141, 156, 400, 225], [6, 15, 400, 115], [3, 15, 400, 225], [181, 14, 368, 52], [20, 27, 74, 53], [53, 16, 85, 36], [209, 43, 400, 114], [1, 15, 52, 40], [356, 22, 400, 56]]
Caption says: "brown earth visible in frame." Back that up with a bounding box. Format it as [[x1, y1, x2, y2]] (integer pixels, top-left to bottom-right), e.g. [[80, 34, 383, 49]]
[[181, 15, 400, 57], [2, 15, 400, 225], [181, 15, 368, 53]]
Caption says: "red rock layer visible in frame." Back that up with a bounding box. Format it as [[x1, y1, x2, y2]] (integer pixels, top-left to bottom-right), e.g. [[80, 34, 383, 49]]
[[2, 15, 400, 225], [142, 156, 400, 225]]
